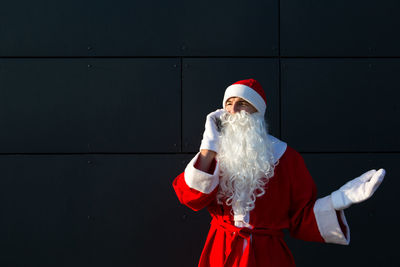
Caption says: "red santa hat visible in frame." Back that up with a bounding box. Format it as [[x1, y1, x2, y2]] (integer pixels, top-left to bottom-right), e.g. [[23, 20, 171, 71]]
[[223, 79, 267, 115]]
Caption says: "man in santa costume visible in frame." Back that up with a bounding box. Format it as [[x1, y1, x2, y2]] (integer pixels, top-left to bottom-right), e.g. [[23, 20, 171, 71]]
[[172, 78, 385, 267]]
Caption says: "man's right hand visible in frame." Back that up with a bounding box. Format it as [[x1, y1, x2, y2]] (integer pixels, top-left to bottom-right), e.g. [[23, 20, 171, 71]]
[[199, 109, 226, 153]]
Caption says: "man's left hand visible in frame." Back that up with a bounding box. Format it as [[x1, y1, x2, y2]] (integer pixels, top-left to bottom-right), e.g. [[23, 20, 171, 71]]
[[331, 168, 386, 210]]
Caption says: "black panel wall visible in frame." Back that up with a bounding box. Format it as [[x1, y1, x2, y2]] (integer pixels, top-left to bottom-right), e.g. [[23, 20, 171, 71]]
[[1, 0, 398, 266]]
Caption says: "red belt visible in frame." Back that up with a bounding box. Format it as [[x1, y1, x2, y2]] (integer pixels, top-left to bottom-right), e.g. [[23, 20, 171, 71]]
[[211, 216, 284, 267]]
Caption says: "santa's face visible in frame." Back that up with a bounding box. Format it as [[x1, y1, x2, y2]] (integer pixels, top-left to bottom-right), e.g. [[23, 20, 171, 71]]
[[225, 97, 258, 114]]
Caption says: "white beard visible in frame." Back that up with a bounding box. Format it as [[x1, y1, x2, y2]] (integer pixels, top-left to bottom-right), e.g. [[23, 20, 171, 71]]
[[216, 111, 276, 220]]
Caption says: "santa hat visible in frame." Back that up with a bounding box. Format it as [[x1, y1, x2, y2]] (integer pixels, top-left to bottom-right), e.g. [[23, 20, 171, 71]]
[[223, 79, 267, 115]]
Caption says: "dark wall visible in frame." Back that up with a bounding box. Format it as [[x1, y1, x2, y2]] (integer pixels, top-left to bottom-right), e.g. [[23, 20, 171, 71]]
[[0, 0, 398, 266]]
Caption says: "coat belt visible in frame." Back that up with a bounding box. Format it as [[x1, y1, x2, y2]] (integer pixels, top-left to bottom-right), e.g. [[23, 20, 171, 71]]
[[211, 216, 284, 267], [212, 216, 284, 239]]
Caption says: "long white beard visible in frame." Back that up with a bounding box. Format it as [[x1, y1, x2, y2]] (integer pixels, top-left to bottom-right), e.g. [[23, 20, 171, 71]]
[[216, 111, 276, 218]]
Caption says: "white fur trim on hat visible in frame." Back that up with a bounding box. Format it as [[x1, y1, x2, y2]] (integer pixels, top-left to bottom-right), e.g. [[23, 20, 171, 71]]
[[223, 84, 267, 115]]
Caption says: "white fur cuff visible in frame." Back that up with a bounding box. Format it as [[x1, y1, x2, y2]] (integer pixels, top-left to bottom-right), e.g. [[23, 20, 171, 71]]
[[314, 195, 350, 245], [184, 153, 220, 194]]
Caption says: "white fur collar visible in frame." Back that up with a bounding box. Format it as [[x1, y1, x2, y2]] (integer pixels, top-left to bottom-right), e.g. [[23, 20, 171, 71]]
[[268, 134, 287, 164]]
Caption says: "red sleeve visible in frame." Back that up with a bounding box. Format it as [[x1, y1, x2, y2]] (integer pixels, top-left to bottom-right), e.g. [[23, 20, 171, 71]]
[[287, 149, 325, 243], [172, 172, 218, 211]]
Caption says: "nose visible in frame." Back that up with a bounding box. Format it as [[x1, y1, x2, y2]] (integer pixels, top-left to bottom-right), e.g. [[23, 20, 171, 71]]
[[231, 103, 240, 114]]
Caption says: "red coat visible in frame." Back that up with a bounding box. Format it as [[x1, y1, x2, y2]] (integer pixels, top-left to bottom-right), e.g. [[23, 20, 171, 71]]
[[173, 145, 349, 267]]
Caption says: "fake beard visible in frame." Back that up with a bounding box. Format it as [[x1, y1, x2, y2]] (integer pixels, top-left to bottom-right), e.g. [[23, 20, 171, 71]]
[[216, 111, 276, 217]]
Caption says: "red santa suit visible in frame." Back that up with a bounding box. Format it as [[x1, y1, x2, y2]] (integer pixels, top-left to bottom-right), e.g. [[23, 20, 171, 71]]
[[173, 135, 350, 267]]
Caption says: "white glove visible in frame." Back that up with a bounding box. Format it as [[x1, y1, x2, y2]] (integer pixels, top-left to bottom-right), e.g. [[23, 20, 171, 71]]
[[199, 109, 226, 153], [331, 168, 385, 210]]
